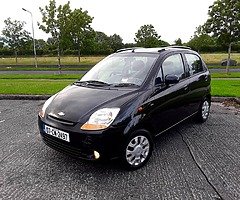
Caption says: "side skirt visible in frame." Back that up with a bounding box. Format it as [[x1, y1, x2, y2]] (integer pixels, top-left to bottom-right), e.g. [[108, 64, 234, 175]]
[[155, 111, 198, 137]]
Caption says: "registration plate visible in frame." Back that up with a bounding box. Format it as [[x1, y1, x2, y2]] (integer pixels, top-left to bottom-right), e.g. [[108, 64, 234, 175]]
[[44, 125, 70, 142]]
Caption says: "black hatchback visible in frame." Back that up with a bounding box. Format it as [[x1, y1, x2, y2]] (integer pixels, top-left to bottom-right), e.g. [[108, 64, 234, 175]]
[[38, 46, 211, 170]]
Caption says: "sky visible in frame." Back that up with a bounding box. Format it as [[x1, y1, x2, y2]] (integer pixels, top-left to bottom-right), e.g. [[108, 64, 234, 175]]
[[0, 0, 215, 44]]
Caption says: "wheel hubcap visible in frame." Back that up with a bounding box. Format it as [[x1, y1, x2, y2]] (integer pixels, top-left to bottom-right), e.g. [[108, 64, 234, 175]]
[[126, 135, 150, 166], [202, 101, 210, 120]]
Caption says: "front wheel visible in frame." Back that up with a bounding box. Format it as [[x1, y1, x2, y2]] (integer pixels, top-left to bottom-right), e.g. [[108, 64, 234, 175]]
[[196, 99, 210, 122], [122, 130, 153, 170]]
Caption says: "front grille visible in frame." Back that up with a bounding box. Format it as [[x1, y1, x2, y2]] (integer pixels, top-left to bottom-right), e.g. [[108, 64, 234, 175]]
[[47, 114, 75, 126], [42, 134, 95, 160]]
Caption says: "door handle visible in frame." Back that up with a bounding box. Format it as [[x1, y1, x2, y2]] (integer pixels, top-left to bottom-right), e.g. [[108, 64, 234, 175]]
[[183, 85, 188, 91]]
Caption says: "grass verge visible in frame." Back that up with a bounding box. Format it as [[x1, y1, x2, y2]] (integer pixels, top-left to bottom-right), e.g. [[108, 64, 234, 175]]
[[0, 78, 239, 97], [211, 80, 240, 97], [0, 74, 82, 80], [211, 72, 240, 78], [0, 79, 74, 95], [0, 72, 239, 80]]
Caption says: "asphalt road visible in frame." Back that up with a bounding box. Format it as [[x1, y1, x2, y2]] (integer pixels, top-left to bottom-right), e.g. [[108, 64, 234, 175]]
[[0, 101, 239, 200]]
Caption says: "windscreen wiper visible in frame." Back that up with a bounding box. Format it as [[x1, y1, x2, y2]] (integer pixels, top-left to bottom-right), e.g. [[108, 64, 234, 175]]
[[74, 80, 111, 87], [113, 83, 139, 87]]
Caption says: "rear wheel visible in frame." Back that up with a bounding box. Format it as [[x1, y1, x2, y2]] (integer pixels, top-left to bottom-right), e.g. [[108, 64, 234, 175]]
[[122, 130, 153, 170], [196, 99, 210, 122]]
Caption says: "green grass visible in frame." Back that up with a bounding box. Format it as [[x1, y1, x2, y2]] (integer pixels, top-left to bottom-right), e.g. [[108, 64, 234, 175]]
[[0, 79, 74, 95], [0, 78, 239, 97], [211, 72, 240, 78], [211, 80, 240, 97], [0, 72, 239, 80], [0, 74, 82, 80], [0, 56, 104, 65], [208, 65, 240, 69]]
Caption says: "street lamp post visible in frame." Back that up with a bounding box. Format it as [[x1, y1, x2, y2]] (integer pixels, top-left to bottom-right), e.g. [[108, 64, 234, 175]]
[[22, 8, 38, 68]]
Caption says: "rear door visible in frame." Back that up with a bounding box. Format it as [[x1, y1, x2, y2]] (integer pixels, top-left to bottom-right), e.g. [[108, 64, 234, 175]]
[[146, 53, 191, 133], [183, 53, 211, 112]]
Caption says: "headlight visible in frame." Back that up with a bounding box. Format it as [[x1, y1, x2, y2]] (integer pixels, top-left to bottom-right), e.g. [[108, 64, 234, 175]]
[[81, 108, 120, 130], [39, 94, 57, 118]]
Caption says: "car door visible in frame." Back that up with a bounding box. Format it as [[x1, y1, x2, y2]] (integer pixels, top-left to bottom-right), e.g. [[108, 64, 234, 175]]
[[183, 53, 211, 113], [146, 53, 191, 134]]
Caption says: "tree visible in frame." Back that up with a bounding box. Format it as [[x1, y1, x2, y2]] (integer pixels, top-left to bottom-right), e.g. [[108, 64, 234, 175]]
[[0, 37, 4, 48], [134, 24, 162, 47], [174, 38, 183, 46], [47, 37, 57, 50], [187, 34, 216, 52], [39, 0, 71, 71], [80, 30, 96, 55], [204, 0, 240, 73], [35, 39, 48, 51], [94, 32, 112, 54], [109, 34, 124, 52], [1, 18, 30, 63], [67, 8, 94, 63]]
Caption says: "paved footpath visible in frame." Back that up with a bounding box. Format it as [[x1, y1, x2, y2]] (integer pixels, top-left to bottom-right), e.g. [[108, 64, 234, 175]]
[[0, 101, 239, 199]]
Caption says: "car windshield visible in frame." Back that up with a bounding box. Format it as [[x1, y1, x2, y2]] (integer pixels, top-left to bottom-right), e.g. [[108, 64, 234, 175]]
[[80, 53, 158, 86]]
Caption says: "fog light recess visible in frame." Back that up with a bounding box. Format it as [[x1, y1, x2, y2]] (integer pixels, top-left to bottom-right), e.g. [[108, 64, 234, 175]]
[[94, 151, 100, 159]]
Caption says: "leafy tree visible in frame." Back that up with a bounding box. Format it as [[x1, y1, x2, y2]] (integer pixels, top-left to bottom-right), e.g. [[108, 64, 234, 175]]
[[67, 8, 94, 62], [80, 30, 96, 55], [47, 37, 57, 50], [124, 43, 138, 48], [204, 0, 240, 73], [0, 38, 4, 48], [134, 24, 162, 47], [35, 39, 48, 51], [109, 34, 124, 52], [174, 38, 183, 46], [187, 34, 216, 52], [1, 18, 30, 63], [39, 0, 71, 70], [94, 32, 112, 54]]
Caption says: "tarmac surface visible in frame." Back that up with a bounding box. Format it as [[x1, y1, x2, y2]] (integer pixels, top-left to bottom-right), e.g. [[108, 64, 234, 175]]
[[0, 100, 239, 200]]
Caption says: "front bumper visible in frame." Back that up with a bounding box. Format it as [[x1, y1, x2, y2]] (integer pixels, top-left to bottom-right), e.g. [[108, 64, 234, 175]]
[[38, 116, 126, 160]]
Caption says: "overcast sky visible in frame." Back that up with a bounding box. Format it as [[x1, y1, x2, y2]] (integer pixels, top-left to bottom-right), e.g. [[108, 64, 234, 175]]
[[0, 0, 215, 44]]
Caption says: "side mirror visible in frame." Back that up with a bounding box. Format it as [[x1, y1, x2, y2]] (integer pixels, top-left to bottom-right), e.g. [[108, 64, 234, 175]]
[[165, 74, 180, 85], [155, 77, 162, 85]]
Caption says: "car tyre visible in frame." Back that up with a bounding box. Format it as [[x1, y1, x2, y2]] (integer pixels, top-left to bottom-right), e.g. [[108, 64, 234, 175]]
[[121, 129, 153, 170], [196, 99, 210, 123]]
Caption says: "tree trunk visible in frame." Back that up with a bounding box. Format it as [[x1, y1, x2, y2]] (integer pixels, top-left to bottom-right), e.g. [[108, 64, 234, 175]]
[[78, 47, 81, 63], [226, 43, 232, 74], [57, 40, 61, 74], [15, 50, 18, 64]]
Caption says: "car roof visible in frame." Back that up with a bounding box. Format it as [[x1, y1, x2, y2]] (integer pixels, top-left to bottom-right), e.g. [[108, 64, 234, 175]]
[[116, 46, 196, 54]]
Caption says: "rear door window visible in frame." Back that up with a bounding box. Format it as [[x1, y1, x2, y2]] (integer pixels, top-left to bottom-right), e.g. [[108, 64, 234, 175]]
[[185, 54, 203, 75]]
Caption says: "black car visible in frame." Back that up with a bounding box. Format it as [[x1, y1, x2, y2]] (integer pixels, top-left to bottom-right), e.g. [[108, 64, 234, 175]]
[[38, 46, 211, 170]]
